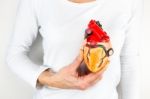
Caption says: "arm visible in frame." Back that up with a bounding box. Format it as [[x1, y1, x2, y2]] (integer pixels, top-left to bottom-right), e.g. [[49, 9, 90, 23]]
[[119, 0, 143, 99], [5, 0, 49, 88]]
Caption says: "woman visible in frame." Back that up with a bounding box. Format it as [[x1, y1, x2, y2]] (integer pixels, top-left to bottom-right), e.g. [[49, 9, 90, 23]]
[[6, 0, 143, 99]]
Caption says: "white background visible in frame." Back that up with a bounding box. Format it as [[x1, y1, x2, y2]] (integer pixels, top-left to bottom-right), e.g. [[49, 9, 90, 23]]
[[0, 0, 149, 99]]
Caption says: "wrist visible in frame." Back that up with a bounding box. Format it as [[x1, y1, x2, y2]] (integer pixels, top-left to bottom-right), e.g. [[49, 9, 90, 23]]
[[37, 68, 55, 86]]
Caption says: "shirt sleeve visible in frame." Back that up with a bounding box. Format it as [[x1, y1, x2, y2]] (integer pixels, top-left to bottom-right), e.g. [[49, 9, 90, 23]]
[[5, 0, 49, 89], [119, 0, 143, 99]]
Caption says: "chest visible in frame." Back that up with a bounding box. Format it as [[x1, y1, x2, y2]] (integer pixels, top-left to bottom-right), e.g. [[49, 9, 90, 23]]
[[38, 0, 131, 55]]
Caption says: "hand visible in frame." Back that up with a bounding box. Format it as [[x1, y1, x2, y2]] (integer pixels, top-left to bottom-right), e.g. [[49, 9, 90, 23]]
[[38, 51, 105, 90]]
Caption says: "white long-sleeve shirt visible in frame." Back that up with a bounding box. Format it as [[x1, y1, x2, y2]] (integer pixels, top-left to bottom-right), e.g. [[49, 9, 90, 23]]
[[5, 0, 143, 99]]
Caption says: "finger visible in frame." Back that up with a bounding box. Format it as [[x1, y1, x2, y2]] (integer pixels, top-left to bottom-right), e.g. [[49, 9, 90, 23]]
[[73, 72, 103, 90], [70, 40, 86, 70], [75, 75, 99, 90], [71, 52, 83, 69], [72, 39, 87, 66], [82, 62, 108, 85], [88, 61, 109, 86], [82, 72, 103, 85]]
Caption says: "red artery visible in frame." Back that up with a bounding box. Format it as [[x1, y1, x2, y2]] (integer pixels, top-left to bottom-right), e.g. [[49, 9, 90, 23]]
[[85, 20, 110, 44]]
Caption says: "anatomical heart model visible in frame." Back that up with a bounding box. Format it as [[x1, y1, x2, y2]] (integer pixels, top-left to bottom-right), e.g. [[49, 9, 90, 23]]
[[77, 19, 114, 76]]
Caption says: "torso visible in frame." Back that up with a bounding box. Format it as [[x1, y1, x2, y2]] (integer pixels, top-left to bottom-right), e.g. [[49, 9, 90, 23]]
[[33, 0, 133, 99]]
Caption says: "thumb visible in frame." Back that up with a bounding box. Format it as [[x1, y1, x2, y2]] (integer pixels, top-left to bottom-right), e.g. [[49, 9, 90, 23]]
[[71, 49, 84, 69]]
